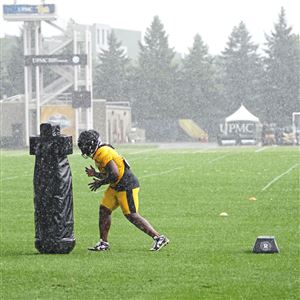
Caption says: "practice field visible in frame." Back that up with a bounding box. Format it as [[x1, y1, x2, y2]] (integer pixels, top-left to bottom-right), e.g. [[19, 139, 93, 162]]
[[1, 145, 299, 299]]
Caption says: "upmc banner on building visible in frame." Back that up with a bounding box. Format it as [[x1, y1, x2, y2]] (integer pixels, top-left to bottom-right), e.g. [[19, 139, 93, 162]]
[[3, 4, 55, 15], [3, 4, 56, 21], [25, 55, 87, 66], [41, 106, 75, 138]]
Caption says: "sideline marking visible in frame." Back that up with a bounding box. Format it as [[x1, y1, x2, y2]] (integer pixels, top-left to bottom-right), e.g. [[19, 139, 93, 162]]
[[262, 163, 299, 191]]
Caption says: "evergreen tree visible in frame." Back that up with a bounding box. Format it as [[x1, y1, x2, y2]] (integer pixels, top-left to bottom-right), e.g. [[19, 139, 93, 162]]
[[180, 34, 220, 134], [93, 31, 130, 102], [133, 16, 177, 141], [0, 63, 12, 99], [220, 22, 263, 117], [263, 7, 300, 126], [0, 34, 24, 98]]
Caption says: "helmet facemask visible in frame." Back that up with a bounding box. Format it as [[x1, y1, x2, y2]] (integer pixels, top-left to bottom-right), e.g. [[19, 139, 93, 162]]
[[77, 130, 101, 159]]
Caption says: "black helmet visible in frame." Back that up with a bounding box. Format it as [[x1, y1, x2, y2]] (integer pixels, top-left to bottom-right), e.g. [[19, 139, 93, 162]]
[[78, 130, 101, 158]]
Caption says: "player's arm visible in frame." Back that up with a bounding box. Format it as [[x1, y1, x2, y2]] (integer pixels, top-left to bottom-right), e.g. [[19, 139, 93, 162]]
[[88, 161, 119, 191], [85, 165, 107, 179]]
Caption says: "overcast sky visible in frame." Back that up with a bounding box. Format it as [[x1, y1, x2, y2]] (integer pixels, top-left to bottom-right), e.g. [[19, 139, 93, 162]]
[[1, 0, 299, 55]]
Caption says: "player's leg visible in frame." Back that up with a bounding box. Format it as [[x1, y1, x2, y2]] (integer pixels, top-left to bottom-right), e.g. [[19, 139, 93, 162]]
[[118, 188, 169, 251], [125, 212, 160, 238], [99, 205, 112, 242], [88, 187, 118, 251], [126, 213, 169, 251]]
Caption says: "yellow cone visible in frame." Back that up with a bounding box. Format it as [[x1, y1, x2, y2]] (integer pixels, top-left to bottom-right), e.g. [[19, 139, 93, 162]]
[[249, 196, 257, 201], [219, 212, 228, 217]]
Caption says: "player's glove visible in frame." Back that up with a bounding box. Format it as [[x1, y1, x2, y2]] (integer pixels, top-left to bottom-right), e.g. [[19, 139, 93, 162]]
[[88, 178, 102, 192], [85, 165, 96, 177]]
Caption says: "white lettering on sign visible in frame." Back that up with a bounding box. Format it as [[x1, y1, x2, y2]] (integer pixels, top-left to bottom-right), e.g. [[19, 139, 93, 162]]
[[219, 124, 227, 134], [228, 123, 236, 133], [20, 7, 33, 12], [227, 123, 255, 134], [246, 124, 254, 133], [32, 58, 47, 63]]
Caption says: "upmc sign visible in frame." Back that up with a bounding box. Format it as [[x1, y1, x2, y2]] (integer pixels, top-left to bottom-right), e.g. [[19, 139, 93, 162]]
[[219, 123, 256, 134], [24, 55, 87, 66], [3, 4, 56, 21], [228, 123, 255, 134], [3, 4, 55, 14]]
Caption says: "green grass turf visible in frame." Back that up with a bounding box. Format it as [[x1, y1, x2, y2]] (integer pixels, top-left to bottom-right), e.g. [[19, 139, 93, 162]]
[[0, 145, 299, 299]]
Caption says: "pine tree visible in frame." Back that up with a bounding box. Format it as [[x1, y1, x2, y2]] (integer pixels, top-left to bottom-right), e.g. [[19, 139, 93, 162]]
[[180, 34, 219, 134], [263, 7, 300, 126], [221, 22, 263, 117], [0, 63, 11, 99], [0, 34, 24, 98], [133, 16, 177, 141], [93, 31, 130, 102]]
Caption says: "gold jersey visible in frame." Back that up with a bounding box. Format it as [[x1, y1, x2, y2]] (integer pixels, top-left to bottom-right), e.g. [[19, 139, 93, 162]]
[[92, 145, 139, 191], [92, 145, 125, 188]]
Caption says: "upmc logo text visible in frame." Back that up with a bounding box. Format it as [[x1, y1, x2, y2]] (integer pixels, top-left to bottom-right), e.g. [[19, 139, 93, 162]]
[[220, 123, 255, 134]]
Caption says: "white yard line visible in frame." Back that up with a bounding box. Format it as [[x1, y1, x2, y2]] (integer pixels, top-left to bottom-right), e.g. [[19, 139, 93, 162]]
[[208, 154, 230, 164], [139, 166, 183, 179], [190, 150, 207, 154], [255, 147, 267, 153], [79, 167, 184, 193], [262, 163, 299, 191], [1, 176, 20, 181], [1, 174, 31, 182], [126, 149, 155, 155]]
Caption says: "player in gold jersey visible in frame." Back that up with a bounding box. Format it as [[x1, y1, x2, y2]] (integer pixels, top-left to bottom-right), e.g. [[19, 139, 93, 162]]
[[78, 130, 169, 251]]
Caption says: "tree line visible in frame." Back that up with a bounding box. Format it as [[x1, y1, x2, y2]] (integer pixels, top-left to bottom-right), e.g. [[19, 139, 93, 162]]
[[1, 7, 299, 141]]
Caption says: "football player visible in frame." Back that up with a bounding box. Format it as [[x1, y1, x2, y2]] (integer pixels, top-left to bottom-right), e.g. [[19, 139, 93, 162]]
[[78, 130, 169, 251]]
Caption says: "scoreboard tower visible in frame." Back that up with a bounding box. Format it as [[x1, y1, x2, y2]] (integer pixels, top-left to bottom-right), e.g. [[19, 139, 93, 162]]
[[3, 2, 93, 145]]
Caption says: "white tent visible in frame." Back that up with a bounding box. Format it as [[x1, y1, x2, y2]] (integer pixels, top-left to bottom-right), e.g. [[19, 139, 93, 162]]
[[225, 104, 260, 123]]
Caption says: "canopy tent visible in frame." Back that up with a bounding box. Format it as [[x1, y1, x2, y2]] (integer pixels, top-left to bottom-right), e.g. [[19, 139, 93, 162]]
[[225, 104, 260, 123]]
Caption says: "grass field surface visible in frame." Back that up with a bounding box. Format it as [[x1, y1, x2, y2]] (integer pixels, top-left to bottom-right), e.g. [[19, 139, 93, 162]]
[[1, 145, 299, 299]]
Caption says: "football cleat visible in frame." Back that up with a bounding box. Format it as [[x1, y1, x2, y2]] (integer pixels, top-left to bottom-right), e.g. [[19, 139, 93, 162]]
[[88, 240, 110, 251], [150, 235, 169, 251]]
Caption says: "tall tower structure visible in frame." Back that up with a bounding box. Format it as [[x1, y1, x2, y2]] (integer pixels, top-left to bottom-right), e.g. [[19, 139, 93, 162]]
[[3, 2, 93, 145]]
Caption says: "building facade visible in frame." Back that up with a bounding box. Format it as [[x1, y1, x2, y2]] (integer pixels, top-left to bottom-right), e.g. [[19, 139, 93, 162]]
[[0, 98, 132, 147], [0, 20, 141, 147]]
